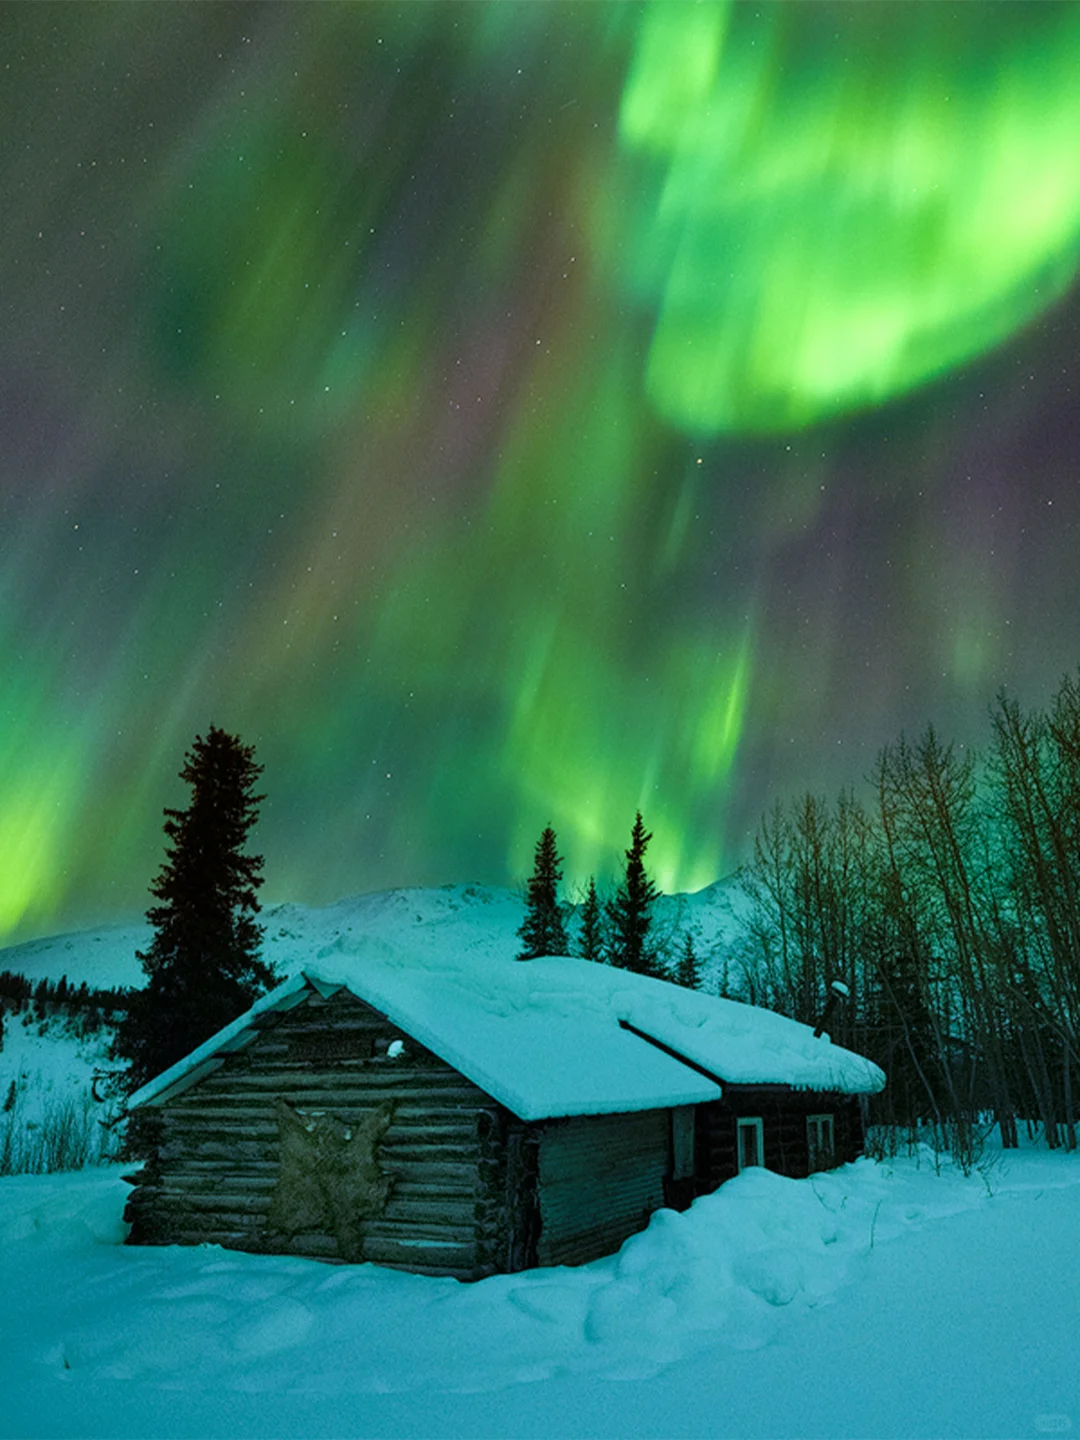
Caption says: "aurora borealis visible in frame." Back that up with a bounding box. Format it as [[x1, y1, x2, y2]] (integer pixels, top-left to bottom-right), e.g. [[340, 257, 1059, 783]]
[[4, 1, 1080, 941]]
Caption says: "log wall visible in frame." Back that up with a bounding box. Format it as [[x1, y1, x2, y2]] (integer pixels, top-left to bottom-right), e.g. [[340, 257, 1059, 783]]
[[695, 1088, 866, 1191], [124, 988, 510, 1279], [533, 1109, 668, 1267]]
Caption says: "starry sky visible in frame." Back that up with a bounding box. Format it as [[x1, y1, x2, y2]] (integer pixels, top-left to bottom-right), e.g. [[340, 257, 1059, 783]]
[[3, 0, 1080, 942]]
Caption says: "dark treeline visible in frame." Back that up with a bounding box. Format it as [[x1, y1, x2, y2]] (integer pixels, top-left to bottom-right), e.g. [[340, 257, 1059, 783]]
[[518, 811, 700, 981], [737, 671, 1080, 1163], [0, 971, 127, 1045]]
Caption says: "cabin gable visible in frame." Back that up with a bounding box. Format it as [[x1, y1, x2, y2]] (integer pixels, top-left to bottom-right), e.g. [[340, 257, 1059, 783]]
[[125, 987, 521, 1278]]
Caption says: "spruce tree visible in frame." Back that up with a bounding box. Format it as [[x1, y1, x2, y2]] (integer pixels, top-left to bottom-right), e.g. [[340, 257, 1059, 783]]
[[577, 877, 605, 962], [676, 932, 701, 990], [517, 825, 569, 960], [607, 811, 660, 974], [114, 725, 275, 1092]]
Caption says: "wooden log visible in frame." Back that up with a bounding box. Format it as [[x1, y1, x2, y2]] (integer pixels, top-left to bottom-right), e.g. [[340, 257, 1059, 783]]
[[261, 1017, 398, 1035], [163, 1113, 482, 1141], [201, 1066, 482, 1093], [362, 1235, 476, 1265], [389, 1177, 482, 1200], [155, 1190, 271, 1215], [380, 1198, 479, 1227], [136, 1205, 261, 1233], [379, 1141, 483, 1164], [157, 1169, 278, 1192], [267, 1057, 450, 1077], [167, 1095, 477, 1117], [160, 1151, 279, 1172], [380, 1159, 480, 1185], [164, 1111, 277, 1129], [365, 1213, 476, 1239], [169, 1085, 487, 1111], [265, 1232, 340, 1259]]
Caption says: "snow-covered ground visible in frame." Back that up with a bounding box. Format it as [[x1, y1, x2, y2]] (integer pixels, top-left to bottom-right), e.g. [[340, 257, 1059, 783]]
[[0, 1011, 114, 1119], [0, 920, 152, 991], [2, 1141, 1078, 1439]]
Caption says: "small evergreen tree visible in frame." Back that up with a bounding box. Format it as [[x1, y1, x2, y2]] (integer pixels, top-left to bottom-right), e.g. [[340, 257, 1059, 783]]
[[607, 811, 660, 974], [676, 932, 701, 990], [577, 877, 605, 962], [517, 825, 569, 960], [113, 725, 275, 1093]]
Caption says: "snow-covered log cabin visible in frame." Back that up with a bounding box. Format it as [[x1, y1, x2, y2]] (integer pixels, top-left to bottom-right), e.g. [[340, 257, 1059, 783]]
[[123, 954, 885, 1279]]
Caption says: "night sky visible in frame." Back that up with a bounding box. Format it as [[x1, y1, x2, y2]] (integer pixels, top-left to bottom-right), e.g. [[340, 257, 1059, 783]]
[[3, 0, 1080, 942]]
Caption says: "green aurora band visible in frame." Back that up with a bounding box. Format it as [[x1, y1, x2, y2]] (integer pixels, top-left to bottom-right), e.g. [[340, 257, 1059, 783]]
[[2, 1, 1080, 938], [618, 1, 1080, 433]]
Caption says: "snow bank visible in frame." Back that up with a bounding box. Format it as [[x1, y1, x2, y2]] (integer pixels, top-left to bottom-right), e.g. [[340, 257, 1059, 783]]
[[2, 1145, 1079, 1439]]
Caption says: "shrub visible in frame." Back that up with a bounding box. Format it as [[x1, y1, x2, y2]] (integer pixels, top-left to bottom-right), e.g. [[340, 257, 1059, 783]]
[[0, 1081, 121, 1176]]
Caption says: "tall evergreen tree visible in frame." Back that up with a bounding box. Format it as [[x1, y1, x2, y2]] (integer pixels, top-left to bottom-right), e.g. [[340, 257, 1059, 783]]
[[577, 877, 605, 962], [676, 932, 701, 990], [113, 725, 274, 1092], [607, 811, 660, 974], [517, 825, 569, 960]]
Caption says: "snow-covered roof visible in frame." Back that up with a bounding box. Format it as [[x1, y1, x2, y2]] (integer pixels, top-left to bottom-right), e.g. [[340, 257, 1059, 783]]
[[127, 950, 884, 1121]]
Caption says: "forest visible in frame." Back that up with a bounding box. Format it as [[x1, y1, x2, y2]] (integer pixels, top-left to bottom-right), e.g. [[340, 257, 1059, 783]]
[[734, 672, 1080, 1165]]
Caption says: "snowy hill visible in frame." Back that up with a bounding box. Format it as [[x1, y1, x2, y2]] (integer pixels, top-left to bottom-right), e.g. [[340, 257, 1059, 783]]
[[0, 877, 750, 993], [0, 920, 153, 991]]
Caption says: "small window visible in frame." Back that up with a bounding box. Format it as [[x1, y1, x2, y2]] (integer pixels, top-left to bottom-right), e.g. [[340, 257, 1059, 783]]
[[807, 1113, 835, 1171], [671, 1107, 696, 1180], [736, 1116, 764, 1172]]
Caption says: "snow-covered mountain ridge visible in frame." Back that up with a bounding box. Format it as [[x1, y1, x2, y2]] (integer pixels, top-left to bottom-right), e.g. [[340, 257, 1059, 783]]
[[0, 877, 750, 992]]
